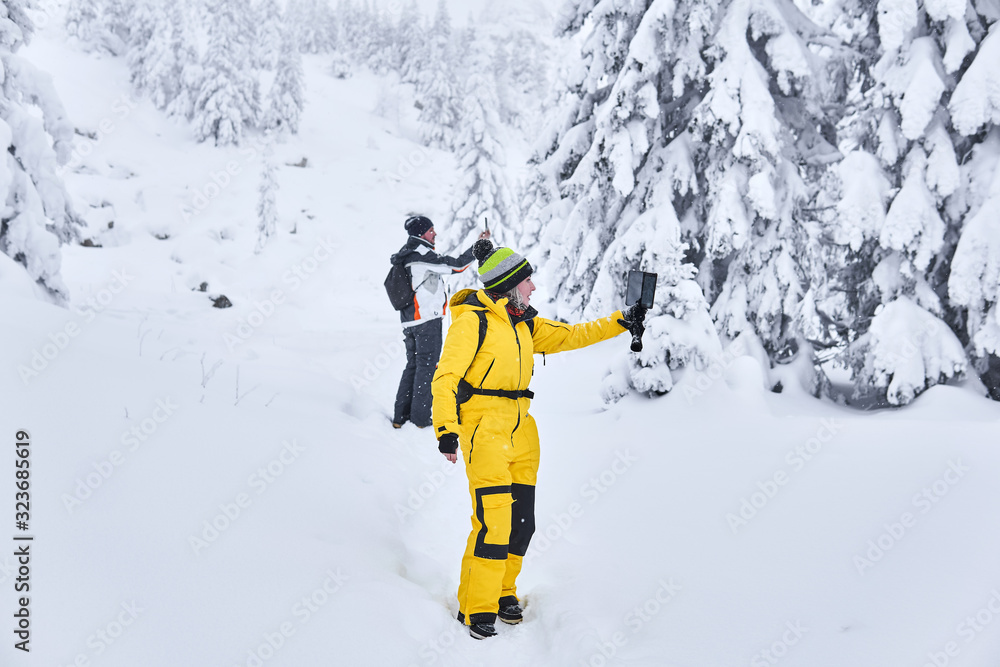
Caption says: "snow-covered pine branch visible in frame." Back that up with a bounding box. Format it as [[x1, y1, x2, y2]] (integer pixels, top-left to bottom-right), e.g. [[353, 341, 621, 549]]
[[948, 133, 1000, 358], [849, 298, 966, 406]]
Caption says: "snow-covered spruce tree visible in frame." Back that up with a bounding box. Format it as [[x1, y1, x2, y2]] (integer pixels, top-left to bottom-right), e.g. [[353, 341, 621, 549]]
[[193, 0, 261, 146], [946, 23, 1000, 399], [253, 0, 283, 71], [164, 0, 201, 120], [524, 0, 678, 313], [490, 28, 550, 135], [324, 2, 340, 53], [1, 0, 84, 300], [127, 1, 176, 109], [102, 0, 132, 54], [396, 0, 425, 84], [444, 38, 517, 263], [285, 0, 306, 49], [313, 0, 337, 53], [336, 0, 364, 60], [695, 0, 849, 385], [290, 0, 333, 55], [490, 38, 512, 119], [326, 1, 352, 78], [263, 27, 305, 135], [364, 4, 396, 75], [526, 0, 849, 395], [65, 0, 129, 55], [255, 134, 278, 254], [65, 0, 100, 44], [803, 0, 997, 403], [416, 0, 459, 149]]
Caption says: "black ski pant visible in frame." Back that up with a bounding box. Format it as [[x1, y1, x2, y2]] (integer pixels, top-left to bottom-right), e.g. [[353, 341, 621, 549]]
[[393, 318, 443, 427]]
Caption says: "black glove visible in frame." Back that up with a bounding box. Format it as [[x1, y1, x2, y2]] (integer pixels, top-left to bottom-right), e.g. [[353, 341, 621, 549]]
[[619, 304, 647, 352], [438, 432, 458, 455], [618, 304, 647, 336]]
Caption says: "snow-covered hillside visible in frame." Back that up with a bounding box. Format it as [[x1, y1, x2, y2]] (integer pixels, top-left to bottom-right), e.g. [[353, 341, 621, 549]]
[[3, 10, 1000, 667]]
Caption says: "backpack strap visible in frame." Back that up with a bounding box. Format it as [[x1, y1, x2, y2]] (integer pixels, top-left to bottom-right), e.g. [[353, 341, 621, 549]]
[[475, 309, 488, 357], [457, 310, 489, 426]]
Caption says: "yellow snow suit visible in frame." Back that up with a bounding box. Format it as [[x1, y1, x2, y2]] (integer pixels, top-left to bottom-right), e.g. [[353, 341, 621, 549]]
[[432, 288, 627, 624]]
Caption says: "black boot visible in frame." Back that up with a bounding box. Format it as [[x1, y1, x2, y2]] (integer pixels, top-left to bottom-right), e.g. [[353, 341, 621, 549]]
[[469, 622, 497, 639], [468, 613, 497, 640], [498, 596, 523, 624]]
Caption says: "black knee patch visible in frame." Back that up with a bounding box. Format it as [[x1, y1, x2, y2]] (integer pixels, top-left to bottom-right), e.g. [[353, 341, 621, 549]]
[[474, 486, 511, 560], [509, 483, 536, 557]]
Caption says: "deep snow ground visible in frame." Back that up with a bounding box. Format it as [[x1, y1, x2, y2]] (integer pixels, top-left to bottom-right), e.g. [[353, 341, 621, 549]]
[[2, 17, 1000, 667]]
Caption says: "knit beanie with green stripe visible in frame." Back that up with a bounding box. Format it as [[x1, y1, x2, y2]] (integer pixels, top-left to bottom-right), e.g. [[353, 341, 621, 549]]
[[473, 240, 533, 294]]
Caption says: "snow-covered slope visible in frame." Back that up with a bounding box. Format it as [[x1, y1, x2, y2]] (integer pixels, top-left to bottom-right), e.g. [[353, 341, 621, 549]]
[[3, 17, 1000, 667]]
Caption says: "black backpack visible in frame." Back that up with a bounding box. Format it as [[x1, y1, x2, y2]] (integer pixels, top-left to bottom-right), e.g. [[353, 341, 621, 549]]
[[384, 261, 414, 310]]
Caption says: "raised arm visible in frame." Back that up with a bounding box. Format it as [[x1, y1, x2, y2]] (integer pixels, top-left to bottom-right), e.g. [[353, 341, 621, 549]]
[[530, 312, 628, 355], [411, 245, 477, 276]]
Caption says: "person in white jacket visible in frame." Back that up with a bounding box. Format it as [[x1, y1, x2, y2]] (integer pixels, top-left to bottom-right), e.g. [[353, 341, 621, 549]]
[[391, 215, 489, 428]]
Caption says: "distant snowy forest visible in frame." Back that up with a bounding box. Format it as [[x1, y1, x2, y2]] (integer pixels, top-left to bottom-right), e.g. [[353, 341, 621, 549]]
[[2, 0, 999, 408]]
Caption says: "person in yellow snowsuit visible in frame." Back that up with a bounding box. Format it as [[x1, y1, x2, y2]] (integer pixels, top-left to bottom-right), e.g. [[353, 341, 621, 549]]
[[431, 240, 647, 640]]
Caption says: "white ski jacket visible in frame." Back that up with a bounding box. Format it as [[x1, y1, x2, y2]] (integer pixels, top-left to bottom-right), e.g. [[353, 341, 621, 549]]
[[390, 236, 477, 328]]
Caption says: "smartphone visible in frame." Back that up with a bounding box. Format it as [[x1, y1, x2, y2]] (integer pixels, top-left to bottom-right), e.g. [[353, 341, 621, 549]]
[[626, 270, 657, 309]]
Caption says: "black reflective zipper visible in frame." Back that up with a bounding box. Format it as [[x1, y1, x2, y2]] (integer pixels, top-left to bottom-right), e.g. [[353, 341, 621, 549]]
[[478, 359, 495, 388], [510, 316, 523, 439], [468, 423, 480, 464]]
